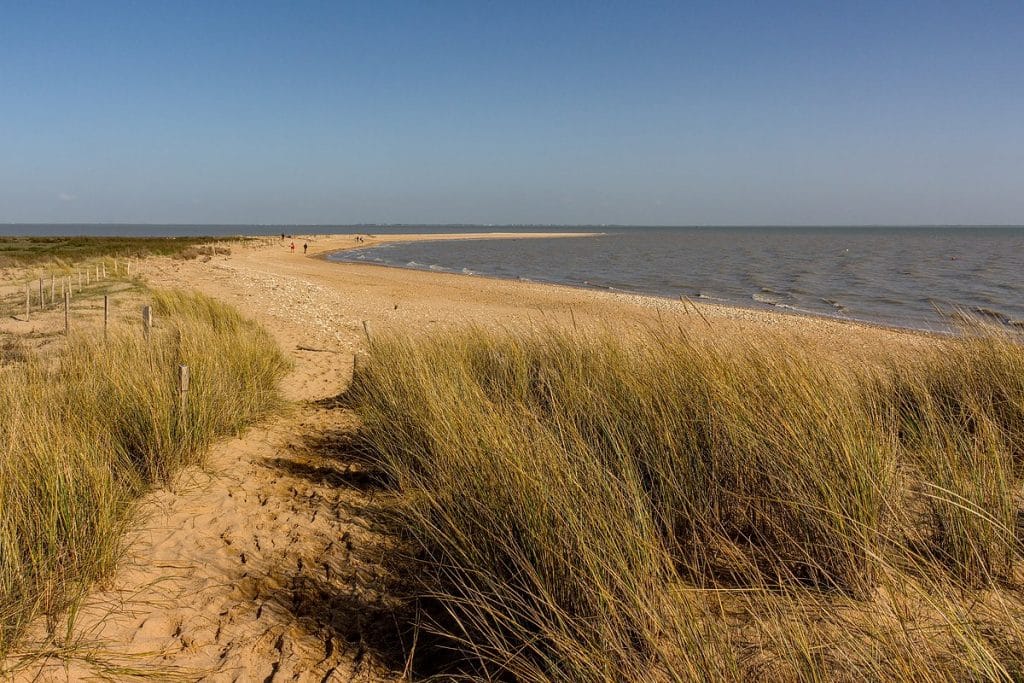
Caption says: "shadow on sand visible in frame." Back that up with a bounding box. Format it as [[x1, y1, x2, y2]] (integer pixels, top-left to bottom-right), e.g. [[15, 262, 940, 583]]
[[245, 393, 470, 679]]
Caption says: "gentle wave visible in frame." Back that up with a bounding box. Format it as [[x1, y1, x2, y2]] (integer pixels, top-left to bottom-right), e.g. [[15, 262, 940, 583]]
[[327, 226, 1024, 332]]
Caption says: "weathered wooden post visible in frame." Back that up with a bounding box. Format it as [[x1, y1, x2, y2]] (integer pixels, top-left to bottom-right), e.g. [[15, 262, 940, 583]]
[[50, 275, 55, 302], [39, 277, 44, 308], [104, 295, 110, 340], [142, 305, 153, 340], [25, 284, 30, 319], [126, 260, 131, 277], [102, 262, 107, 279], [63, 291, 70, 335], [362, 320, 373, 344], [96, 264, 100, 281], [178, 364, 190, 417]]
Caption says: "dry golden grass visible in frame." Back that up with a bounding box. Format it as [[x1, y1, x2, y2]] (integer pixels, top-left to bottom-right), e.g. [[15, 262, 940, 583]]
[[0, 290, 288, 658], [0, 236, 244, 268], [350, 323, 1024, 681]]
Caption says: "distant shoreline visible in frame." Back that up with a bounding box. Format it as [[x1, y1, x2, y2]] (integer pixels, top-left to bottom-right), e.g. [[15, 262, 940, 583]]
[[0, 229, 980, 339], [3, 223, 1024, 238], [315, 231, 959, 338], [267, 231, 941, 341]]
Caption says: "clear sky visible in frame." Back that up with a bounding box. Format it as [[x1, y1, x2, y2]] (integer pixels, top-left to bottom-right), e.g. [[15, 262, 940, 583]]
[[1, 1, 1022, 225]]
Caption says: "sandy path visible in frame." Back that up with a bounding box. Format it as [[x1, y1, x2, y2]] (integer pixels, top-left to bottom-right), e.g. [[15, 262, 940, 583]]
[[6, 233, 930, 681], [7, 239, 409, 681]]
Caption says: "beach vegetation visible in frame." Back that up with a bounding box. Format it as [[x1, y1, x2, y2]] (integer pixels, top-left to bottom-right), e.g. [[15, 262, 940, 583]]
[[349, 323, 1024, 681], [0, 290, 288, 660], [0, 236, 246, 267]]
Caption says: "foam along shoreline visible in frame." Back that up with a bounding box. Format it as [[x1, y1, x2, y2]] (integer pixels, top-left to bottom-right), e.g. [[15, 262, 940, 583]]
[[218, 232, 935, 363], [312, 232, 956, 337]]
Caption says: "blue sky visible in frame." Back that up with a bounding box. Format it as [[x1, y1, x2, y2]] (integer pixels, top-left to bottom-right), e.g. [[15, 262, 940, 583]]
[[1, 1, 1022, 225]]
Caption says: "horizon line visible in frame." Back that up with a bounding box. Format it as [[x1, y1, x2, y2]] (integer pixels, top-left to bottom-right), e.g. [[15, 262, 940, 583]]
[[3, 222, 1024, 229]]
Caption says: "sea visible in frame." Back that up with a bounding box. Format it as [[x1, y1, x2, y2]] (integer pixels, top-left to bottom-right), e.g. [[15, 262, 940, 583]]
[[327, 226, 1024, 332], [4, 224, 1022, 332]]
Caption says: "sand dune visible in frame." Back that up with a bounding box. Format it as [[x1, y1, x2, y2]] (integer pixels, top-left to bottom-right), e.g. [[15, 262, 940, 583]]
[[6, 233, 927, 680]]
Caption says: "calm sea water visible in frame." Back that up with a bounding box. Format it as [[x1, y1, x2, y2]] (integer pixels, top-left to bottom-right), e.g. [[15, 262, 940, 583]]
[[327, 226, 1024, 332], [5, 224, 1021, 331]]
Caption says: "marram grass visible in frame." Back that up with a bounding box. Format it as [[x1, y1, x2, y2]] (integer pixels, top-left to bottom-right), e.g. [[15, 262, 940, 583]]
[[351, 324, 1024, 681], [0, 290, 288, 659]]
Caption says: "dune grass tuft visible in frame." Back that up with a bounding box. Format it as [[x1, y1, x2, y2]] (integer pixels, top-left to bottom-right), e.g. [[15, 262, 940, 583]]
[[350, 324, 1024, 681], [0, 236, 245, 268], [0, 290, 288, 659]]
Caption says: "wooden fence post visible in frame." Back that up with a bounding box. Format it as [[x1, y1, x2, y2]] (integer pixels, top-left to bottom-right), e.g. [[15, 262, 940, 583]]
[[64, 291, 70, 336], [39, 277, 44, 308], [25, 284, 30, 320], [142, 305, 152, 339], [126, 260, 131, 277], [178, 365, 190, 417], [104, 295, 110, 340], [50, 275, 55, 302], [362, 320, 373, 344]]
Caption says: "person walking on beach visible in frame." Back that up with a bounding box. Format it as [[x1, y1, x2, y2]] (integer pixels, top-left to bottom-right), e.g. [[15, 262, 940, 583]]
[[290, 241, 295, 252], [303, 242, 308, 254]]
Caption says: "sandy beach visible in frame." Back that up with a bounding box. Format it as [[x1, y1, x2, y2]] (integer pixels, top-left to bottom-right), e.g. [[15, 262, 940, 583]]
[[221, 231, 928, 361], [5, 232, 933, 680], [6, 2, 1018, 678]]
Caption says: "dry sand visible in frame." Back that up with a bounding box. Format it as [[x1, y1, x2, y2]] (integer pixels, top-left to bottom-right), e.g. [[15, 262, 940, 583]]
[[4, 232, 931, 681]]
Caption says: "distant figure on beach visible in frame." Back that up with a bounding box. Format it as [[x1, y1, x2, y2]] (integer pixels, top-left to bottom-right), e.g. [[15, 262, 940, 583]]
[[303, 242, 308, 254], [281, 232, 285, 241], [290, 242, 295, 252]]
